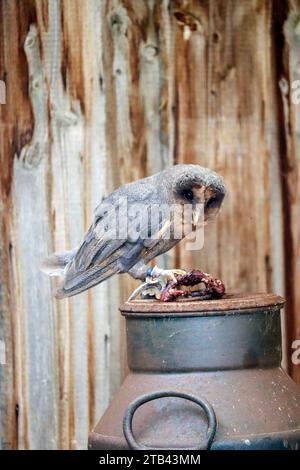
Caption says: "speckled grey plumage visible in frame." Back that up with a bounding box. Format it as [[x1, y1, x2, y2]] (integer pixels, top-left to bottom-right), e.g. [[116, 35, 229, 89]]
[[42, 164, 226, 298]]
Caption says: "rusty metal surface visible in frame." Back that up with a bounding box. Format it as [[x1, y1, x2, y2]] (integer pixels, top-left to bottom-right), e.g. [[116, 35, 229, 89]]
[[123, 391, 217, 450], [89, 294, 300, 450], [121, 293, 285, 316], [125, 310, 281, 372], [90, 368, 300, 450]]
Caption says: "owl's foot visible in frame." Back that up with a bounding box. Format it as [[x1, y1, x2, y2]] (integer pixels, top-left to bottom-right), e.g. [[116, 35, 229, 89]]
[[147, 265, 187, 286], [128, 268, 226, 302], [127, 266, 186, 301]]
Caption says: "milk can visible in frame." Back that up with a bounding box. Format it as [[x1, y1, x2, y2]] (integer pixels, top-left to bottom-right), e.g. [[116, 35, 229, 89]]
[[89, 293, 300, 450]]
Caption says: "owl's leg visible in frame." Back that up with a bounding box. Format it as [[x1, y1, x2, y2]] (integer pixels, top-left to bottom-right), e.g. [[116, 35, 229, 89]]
[[127, 260, 149, 281], [148, 265, 186, 285], [127, 261, 162, 301], [127, 262, 186, 301], [128, 262, 186, 284]]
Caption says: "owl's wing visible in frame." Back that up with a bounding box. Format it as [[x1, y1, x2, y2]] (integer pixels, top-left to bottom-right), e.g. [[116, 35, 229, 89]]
[[56, 182, 168, 298]]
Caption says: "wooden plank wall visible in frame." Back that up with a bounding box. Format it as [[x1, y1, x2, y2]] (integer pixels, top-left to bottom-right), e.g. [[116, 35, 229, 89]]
[[0, 0, 299, 449]]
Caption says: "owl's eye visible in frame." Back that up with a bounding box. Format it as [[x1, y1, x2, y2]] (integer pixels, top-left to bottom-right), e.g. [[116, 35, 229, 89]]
[[182, 189, 194, 201], [205, 196, 219, 209]]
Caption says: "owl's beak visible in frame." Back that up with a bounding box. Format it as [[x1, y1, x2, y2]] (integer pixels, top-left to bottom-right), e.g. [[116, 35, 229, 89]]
[[192, 205, 203, 229]]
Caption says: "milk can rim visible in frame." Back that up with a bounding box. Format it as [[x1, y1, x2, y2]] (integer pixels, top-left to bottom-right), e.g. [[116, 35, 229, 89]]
[[120, 292, 285, 316]]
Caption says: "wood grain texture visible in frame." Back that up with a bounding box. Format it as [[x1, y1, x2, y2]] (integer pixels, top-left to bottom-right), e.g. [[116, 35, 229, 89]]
[[281, 0, 300, 383], [0, 0, 299, 449], [172, 0, 282, 290]]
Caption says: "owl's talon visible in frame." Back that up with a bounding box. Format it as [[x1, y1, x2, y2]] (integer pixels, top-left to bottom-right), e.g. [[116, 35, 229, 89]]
[[148, 266, 186, 286], [128, 280, 162, 301], [128, 266, 187, 301]]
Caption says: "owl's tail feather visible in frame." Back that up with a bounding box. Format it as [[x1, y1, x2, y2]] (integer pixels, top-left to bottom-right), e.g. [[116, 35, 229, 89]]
[[55, 264, 118, 299], [40, 248, 78, 277]]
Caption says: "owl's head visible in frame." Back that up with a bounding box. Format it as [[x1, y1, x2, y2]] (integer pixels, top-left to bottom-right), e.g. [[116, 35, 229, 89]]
[[171, 164, 226, 226]]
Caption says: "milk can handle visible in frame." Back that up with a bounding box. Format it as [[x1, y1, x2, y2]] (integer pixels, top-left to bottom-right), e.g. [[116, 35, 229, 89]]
[[123, 390, 217, 450]]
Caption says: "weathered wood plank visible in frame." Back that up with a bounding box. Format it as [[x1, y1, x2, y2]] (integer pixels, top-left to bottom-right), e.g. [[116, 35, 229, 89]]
[[0, 0, 125, 449], [0, 0, 44, 449], [171, 0, 283, 296], [281, 0, 300, 382]]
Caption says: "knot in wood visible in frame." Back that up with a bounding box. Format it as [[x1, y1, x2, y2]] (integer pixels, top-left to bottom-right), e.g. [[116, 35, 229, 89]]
[[142, 44, 159, 61], [109, 10, 128, 36]]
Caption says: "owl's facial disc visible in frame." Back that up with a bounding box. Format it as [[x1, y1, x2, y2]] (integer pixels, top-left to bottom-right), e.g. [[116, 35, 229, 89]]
[[176, 184, 206, 229], [174, 175, 225, 228], [203, 188, 225, 223], [187, 186, 225, 227]]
